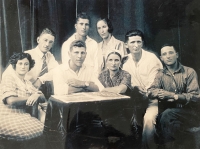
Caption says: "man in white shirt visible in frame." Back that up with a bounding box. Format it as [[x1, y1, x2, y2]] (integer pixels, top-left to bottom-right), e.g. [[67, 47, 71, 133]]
[[61, 12, 98, 69], [2, 28, 59, 97], [53, 40, 103, 95], [123, 29, 163, 149]]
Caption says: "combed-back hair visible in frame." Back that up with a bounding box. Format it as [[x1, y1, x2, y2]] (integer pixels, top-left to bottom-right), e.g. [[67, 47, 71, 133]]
[[125, 29, 144, 43], [69, 40, 86, 51]]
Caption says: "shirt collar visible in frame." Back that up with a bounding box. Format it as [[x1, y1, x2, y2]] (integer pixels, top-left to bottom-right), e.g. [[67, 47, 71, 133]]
[[163, 62, 184, 75], [73, 33, 92, 43], [63, 60, 86, 71], [35, 46, 47, 58]]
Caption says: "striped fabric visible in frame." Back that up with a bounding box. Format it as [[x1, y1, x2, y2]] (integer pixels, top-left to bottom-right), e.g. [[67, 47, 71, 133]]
[[39, 54, 48, 77]]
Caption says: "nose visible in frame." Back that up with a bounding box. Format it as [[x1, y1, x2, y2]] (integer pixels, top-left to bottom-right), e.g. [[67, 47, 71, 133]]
[[133, 42, 139, 47], [22, 64, 25, 68], [83, 24, 86, 30], [45, 41, 50, 47], [77, 53, 81, 58]]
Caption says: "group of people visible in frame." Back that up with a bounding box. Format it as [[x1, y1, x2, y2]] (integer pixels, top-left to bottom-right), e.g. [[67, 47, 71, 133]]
[[0, 12, 200, 149]]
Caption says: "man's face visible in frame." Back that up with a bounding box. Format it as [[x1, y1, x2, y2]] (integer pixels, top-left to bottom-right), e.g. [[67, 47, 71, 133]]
[[125, 36, 143, 54], [75, 18, 90, 37], [69, 47, 87, 67], [37, 33, 55, 53], [160, 46, 178, 66]]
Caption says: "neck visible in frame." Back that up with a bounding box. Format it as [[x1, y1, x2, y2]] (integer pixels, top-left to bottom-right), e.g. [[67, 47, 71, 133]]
[[131, 50, 142, 62], [109, 69, 119, 78], [69, 60, 81, 74], [166, 61, 178, 73], [15, 72, 25, 81], [75, 33, 86, 42], [103, 34, 112, 45]]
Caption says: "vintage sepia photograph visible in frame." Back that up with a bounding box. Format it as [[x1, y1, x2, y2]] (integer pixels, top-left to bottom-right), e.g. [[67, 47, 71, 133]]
[[0, 0, 200, 149]]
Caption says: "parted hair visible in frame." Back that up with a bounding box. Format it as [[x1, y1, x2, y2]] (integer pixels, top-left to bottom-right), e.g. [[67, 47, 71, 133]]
[[76, 12, 90, 24], [69, 40, 86, 51], [9, 52, 35, 70], [125, 29, 144, 43], [97, 18, 113, 33]]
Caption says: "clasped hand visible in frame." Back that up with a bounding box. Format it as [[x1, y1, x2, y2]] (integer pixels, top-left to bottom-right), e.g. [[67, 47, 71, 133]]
[[156, 89, 174, 100], [67, 79, 83, 88]]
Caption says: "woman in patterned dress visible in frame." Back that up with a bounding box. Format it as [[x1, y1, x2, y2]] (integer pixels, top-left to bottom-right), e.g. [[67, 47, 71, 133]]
[[0, 52, 46, 141], [98, 50, 131, 94], [96, 18, 127, 74]]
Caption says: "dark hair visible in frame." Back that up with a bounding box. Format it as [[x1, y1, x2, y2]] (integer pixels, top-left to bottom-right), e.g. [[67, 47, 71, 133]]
[[125, 29, 144, 43], [9, 52, 35, 70], [69, 40, 86, 51], [160, 43, 178, 55], [76, 12, 90, 24], [106, 51, 122, 61], [39, 28, 56, 38], [96, 18, 113, 33]]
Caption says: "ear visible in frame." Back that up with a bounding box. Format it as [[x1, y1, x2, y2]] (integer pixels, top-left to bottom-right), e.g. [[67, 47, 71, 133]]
[[74, 24, 77, 30], [37, 37, 40, 43], [125, 42, 128, 49], [160, 56, 163, 62], [176, 52, 179, 59]]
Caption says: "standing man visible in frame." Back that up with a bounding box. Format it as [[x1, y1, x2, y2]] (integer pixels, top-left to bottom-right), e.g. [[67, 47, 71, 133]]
[[53, 40, 103, 95], [123, 30, 163, 149], [2, 28, 59, 97], [148, 44, 200, 148], [61, 12, 98, 70]]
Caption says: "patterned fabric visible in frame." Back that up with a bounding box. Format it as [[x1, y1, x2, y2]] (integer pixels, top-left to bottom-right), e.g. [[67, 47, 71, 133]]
[[39, 54, 48, 77], [0, 113, 44, 141], [0, 73, 44, 141], [98, 69, 131, 89], [148, 62, 200, 105]]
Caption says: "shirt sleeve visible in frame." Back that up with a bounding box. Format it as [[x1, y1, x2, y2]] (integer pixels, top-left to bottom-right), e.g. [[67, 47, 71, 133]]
[[0, 75, 18, 103], [182, 68, 200, 104], [146, 57, 163, 89], [53, 67, 69, 95], [120, 71, 132, 89], [147, 70, 164, 99], [61, 41, 70, 64]]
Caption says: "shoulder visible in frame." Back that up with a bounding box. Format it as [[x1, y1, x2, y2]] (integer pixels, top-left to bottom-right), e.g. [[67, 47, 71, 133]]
[[62, 34, 75, 46], [143, 50, 159, 59], [182, 65, 197, 76], [87, 36, 98, 44], [112, 36, 124, 44], [120, 70, 131, 77]]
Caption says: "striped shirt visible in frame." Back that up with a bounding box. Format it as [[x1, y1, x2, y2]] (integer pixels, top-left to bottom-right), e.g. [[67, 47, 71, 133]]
[[148, 62, 200, 104]]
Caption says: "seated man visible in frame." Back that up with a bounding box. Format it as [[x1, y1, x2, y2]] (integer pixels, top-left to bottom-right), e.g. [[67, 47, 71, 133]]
[[123, 29, 163, 149], [2, 28, 59, 98], [148, 43, 200, 148], [53, 40, 103, 95]]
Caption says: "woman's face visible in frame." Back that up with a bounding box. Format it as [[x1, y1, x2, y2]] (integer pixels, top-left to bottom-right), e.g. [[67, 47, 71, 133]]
[[15, 58, 30, 76], [97, 20, 110, 40], [106, 53, 121, 71]]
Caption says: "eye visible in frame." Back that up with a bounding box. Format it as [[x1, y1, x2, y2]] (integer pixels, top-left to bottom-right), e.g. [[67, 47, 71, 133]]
[[74, 51, 79, 54], [108, 59, 112, 62], [115, 59, 120, 62], [162, 53, 167, 56], [25, 63, 29, 66], [169, 51, 174, 55], [81, 52, 86, 55]]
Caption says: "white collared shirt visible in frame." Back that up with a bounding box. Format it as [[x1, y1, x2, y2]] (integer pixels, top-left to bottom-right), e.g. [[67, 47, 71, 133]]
[[123, 49, 163, 90], [61, 33, 98, 68], [2, 46, 58, 83], [52, 62, 104, 95]]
